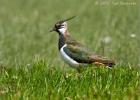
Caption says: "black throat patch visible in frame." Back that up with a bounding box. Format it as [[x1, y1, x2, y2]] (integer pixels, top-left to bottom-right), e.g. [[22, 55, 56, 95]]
[[58, 34, 65, 50]]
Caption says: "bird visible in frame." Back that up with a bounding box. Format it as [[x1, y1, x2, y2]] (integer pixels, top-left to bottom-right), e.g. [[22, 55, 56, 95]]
[[50, 16, 115, 71]]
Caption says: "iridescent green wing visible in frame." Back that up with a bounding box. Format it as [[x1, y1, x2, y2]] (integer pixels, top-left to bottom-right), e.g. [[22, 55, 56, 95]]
[[64, 37, 95, 63]]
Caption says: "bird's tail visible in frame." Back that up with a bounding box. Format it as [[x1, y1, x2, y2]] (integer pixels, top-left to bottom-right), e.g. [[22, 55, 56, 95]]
[[92, 56, 115, 67], [100, 59, 115, 67]]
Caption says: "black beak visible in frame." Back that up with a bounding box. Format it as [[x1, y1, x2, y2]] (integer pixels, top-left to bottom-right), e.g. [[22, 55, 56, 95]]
[[50, 27, 56, 32]]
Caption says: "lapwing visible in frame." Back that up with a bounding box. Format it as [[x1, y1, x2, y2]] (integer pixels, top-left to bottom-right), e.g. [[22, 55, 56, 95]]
[[50, 16, 115, 70]]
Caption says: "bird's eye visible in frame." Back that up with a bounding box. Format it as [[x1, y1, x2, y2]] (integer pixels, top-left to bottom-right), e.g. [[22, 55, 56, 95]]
[[60, 25, 65, 28], [55, 22, 65, 29]]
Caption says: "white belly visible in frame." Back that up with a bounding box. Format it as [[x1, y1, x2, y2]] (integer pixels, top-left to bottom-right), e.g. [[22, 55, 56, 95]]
[[60, 44, 79, 67]]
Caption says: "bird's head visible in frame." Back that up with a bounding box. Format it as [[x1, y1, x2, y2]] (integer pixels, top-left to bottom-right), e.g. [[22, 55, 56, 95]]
[[50, 16, 75, 35]]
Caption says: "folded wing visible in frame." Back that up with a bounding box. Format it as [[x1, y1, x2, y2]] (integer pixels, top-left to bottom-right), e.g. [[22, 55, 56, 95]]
[[64, 39, 115, 67]]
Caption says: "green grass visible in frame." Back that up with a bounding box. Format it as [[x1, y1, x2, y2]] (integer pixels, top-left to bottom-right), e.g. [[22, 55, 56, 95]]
[[0, 60, 140, 99], [0, 0, 140, 99]]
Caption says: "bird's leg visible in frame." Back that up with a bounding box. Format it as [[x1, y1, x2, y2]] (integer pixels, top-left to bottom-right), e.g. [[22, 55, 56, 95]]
[[76, 67, 81, 73]]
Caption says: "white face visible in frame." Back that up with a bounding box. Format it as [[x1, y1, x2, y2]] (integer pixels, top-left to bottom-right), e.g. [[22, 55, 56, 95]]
[[58, 22, 67, 35]]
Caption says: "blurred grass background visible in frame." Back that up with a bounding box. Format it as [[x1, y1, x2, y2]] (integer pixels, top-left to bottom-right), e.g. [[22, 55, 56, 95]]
[[0, 0, 139, 68], [0, 0, 140, 99]]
